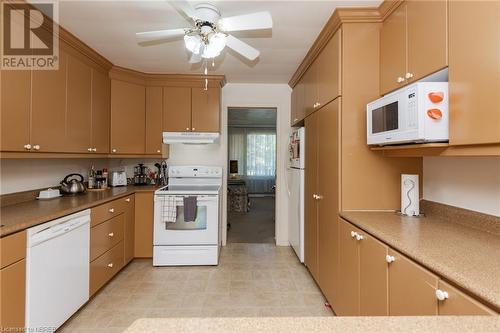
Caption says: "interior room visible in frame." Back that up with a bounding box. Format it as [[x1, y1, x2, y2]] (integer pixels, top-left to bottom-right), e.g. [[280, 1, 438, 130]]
[[0, 1, 499, 332]]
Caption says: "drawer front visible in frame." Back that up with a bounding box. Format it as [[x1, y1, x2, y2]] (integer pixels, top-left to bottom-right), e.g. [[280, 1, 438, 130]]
[[90, 241, 124, 296], [91, 199, 124, 227], [0, 231, 26, 269], [0, 259, 26, 329], [90, 214, 124, 261], [114, 195, 134, 212]]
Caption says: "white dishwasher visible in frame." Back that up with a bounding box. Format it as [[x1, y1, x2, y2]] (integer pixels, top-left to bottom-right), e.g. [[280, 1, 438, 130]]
[[26, 209, 90, 331]]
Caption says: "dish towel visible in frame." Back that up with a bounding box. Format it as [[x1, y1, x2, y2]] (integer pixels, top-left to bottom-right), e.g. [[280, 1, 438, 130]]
[[183, 196, 198, 222], [161, 196, 177, 224]]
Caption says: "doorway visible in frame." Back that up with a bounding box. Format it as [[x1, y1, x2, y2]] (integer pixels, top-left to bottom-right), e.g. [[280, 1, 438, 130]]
[[226, 107, 277, 243]]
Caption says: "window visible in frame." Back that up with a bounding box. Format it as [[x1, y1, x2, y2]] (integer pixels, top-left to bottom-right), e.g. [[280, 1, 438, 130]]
[[246, 131, 276, 177]]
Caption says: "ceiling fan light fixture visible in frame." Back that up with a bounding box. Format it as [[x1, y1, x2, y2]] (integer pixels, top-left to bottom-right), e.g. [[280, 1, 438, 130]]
[[201, 32, 226, 58], [184, 34, 202, 54]]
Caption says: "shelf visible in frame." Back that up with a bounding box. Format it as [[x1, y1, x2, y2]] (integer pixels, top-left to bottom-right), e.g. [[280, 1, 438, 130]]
[[370, 143, 500, 157]]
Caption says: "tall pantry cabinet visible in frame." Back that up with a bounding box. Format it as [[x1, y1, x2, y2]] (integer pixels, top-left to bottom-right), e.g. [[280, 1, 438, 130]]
[[301, 22, 422, 313]]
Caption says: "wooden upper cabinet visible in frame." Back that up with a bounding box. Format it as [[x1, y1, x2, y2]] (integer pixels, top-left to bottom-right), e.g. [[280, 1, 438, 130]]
[[145, 87, 163, 154], [317, 29, 342, 107], [91, 69, 110, 154], [304, 112, 319, 282], [31, 50, 68, 152], [337, 218, 361, 316], [191, 87, 220, 132], [380, 3, 406, 95], [317, 99, 340, 307], [163, 87, 191, 132], [449, 0, 500, 145], [437, 280, 496, 315], [1, 70, 31, 152], [388, 248, 438, 316], [407, 0, 447, 83], [110, 80, 146, 154], [359, 231, 388, 316], [66, 55, 92, 153], [303, 61, 318, 116]]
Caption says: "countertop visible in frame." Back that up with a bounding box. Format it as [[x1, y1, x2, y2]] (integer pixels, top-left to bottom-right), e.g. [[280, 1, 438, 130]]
[[0, 185, 159, 237], [123, 316, 500, 333], [340, 209, 500, 310]]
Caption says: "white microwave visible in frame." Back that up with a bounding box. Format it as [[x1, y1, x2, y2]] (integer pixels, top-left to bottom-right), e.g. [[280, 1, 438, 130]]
[[367, 82, 449, 146]]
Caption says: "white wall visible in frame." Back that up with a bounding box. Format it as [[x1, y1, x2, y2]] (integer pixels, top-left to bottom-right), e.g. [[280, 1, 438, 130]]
[[423, 156, 500, 216]]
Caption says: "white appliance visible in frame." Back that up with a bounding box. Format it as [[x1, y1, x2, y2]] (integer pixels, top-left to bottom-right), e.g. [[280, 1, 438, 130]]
[[154, 166, 222, 266], [287, 127, 305, 262], [401, 174, 420, 216], [163, 132, 220, 144], [109, 170, 127, 186], [367, 82, 449, 145], [25, 210, 90, 331]]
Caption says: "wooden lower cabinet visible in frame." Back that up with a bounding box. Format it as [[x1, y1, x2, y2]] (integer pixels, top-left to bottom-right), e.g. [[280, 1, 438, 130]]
[[122, 195, 136, 264], [388, 248, 439, 315], [90, 241, 125, 296], [0, 259, 26, 330], [437, 280, 496, 315], [90, 214, 124, 261], [134, 192, 154, 258]]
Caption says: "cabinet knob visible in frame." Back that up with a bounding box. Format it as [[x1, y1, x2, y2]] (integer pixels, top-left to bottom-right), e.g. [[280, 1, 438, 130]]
[[24, 144, 32, 150], [316, 194, 323, 200], [33, 144, 40, 150], [109, 208, 115, 213], [317, 102, 321, 108], [156, 149, 161, 153], [385, 255, 396, 263], [112, 148, 117, 153], [125, 198, 131, 202], [108, 232, 114, 237], [87, 148, 92, 152], [92, 148, 97, 152], [186, 127, 190, 131], [351, 231, 358, 238], [355, 233, 364, 241], [312, 194, 317, 199], [405, 72, 414, 80], [397, 77, 405, 83], [107, 263, 114, 268], [435, 289, 449, 301], [192, 128, 196, 131]]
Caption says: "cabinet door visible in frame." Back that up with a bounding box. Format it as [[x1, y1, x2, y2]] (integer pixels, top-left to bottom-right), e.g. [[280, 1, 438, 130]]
[[145, 87, 163, 154], [134, 192, 154, 258], [291, 83, 300, 125], [0, 70, 31, 151], [66, 55, 92, 153], [380, 3, 406, 95], [337, 218, 361, 316], [317, 29, 341, 107], [303, 61, 318, 116], [122, 195, 136, 264], [317, 99, 340, 306], [359, 232, 389, 316], [388, 249, 438, 315], [110, 80, 145, 154], [304, 112, 319, 282], [437, 280, 496, 315], [163, 87, 191, 132], [449, 1, 500, 145], [192, 87, 220, 132], [31, 50, 67, 152], [407, 0, 447, 82], [91, 69, 110, 153], [292, 80, 305, 125], [0, 260, 26, 330]]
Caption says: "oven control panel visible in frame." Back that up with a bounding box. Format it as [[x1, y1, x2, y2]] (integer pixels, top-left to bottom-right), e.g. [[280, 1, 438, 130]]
[[168, 166, 222, 178]]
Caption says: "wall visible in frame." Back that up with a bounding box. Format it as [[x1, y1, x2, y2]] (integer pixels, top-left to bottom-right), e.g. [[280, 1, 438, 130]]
[[423, 156, 500, 216], [167, 83, 291, 246], [0, 158, 161, 195]]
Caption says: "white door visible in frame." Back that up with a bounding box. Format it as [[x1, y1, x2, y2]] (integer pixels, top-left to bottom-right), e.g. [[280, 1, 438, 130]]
[[154, 195, 219, 245]]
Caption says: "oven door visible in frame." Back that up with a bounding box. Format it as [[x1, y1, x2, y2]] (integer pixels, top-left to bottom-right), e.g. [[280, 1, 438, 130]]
[[154, 194, 219, 245]]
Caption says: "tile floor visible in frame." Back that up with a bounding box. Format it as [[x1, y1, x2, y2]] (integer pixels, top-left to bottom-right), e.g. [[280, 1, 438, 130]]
[[58, 243, 332, 333]]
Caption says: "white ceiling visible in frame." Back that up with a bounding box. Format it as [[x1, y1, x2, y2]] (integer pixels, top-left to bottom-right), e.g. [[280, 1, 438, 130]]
[[44, 0, 381, 83]]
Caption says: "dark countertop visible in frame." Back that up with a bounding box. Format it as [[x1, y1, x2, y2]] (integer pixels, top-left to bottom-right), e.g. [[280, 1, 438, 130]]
[[340, 209, 500, 311], [0, 185, 159, 237]]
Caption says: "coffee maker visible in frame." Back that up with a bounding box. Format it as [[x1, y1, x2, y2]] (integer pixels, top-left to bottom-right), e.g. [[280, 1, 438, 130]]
[[133, 163, 148, 185]]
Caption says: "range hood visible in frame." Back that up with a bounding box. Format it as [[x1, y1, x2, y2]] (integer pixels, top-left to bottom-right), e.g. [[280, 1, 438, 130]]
[[163, 132, 220, 144]]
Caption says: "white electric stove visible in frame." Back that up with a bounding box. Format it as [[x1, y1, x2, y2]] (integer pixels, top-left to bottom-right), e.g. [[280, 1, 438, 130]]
[[153, 166, 222, 266]]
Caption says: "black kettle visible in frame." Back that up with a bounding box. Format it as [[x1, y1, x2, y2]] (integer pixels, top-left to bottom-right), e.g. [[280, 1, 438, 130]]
[[60, 173, 86, 194]]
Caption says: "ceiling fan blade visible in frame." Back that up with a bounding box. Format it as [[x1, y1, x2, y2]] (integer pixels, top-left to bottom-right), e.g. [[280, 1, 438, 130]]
[[218, 11, 272, 32], [136, 28, 186, 43], [226, 35, 260, 61], [169, 0, 199, 21], [189, 52, 202, 64]]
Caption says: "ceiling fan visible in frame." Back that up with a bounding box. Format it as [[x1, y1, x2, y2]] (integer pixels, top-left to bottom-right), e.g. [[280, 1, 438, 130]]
[[136, 1, 272, 64]]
